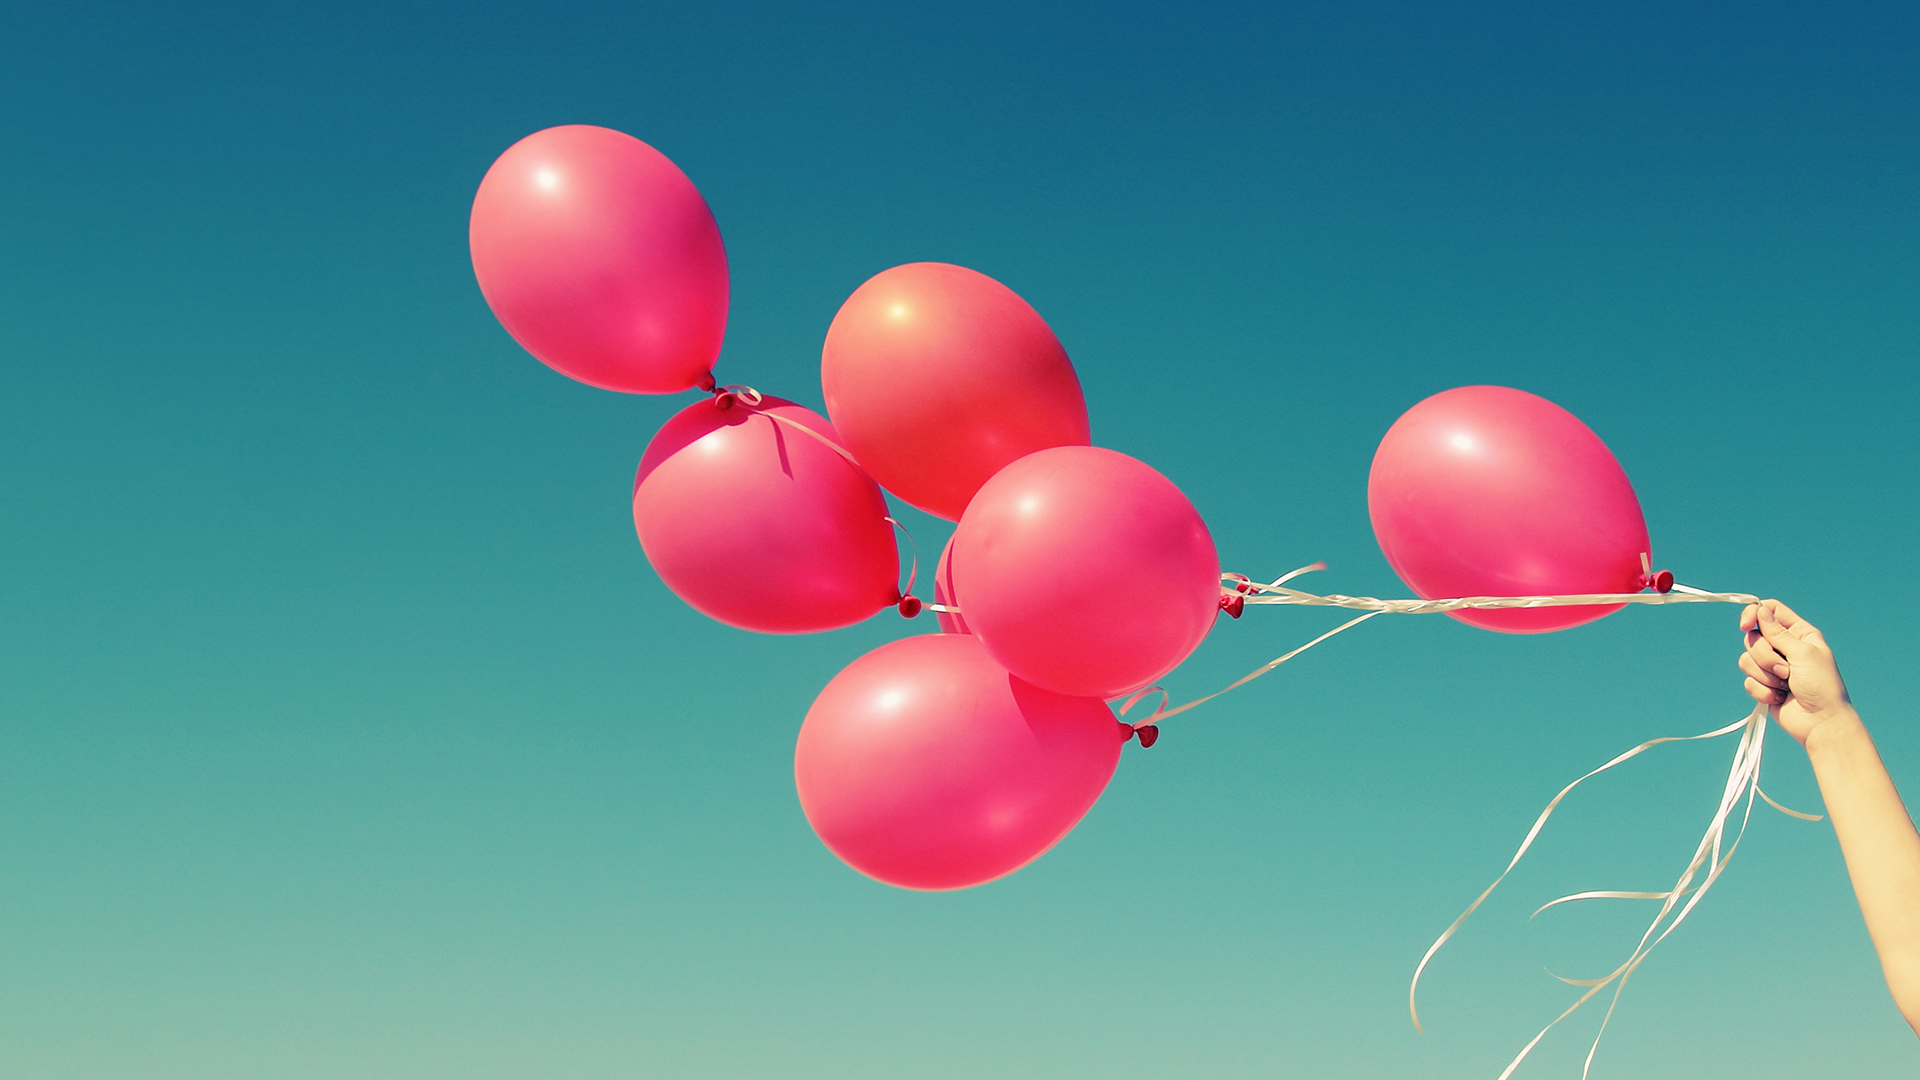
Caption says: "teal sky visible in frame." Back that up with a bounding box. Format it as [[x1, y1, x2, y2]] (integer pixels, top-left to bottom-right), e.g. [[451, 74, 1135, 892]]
[[3, 2, 1917, 1077]]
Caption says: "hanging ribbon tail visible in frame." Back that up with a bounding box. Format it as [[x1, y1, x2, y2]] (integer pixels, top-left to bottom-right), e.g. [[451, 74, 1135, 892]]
[[1531, 890, 1695, 919], [1407, 709, 1755, 1033], [1758, 786, 1824, 821], [1545, 968, 1625, 987], [1429, 704, 1786, 1080]]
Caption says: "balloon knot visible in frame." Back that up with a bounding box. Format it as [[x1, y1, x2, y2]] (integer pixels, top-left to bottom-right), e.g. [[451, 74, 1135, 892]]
[[1136, 725, 1160, 748], [1219, 594, 1245, 619], [713, 390, 736, 411], [696, 371, 717, 393], [1118, 721, 1135, 742], [1638, 569, 1674, 593], [897, 595, 923, 618]]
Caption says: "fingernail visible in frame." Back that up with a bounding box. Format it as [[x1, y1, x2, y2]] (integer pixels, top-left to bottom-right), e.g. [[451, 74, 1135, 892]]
[[1773, 664, 1790, 678]]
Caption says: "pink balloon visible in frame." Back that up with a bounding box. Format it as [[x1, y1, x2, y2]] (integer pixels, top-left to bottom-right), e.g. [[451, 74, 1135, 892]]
[[820, 263, 1091, 520], [633, 396, 898, 633], [932, 535, 970, 635], [470, 125, 728, 394], [795, 633, 1125, 890], [1368, 385, 1651, 633], [951, 446, 1220, 699]]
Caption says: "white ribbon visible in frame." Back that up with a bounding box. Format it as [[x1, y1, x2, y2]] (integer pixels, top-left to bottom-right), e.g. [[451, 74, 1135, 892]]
[[1415, 702, 1823, 1080], [1126, 565, 1757, 729], [1136, 565, 1819, 1077]]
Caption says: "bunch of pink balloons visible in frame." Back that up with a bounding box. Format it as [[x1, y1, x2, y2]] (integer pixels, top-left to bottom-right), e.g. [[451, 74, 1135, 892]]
[[470, 126, 1224, 889], [471, 125, 1662, 892]]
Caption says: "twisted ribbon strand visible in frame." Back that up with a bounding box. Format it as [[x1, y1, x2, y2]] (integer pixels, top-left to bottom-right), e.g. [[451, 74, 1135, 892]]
[[1126, 565, 1757, 729]]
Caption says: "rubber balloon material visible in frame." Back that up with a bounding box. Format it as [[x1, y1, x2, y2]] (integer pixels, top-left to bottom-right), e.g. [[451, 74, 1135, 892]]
[[470, 125, 728, 394], [795, 634, 1124, 890], [634, 396, 898, 633], [821, 263, 1090, 520], [951, 445, 1220, 699], [933, 535, 970, 634], [1368, 385, 1650, 633]]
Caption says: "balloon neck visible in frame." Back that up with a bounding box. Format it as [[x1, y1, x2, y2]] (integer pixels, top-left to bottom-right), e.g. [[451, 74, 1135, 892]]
[[696, 371, 717, 393]]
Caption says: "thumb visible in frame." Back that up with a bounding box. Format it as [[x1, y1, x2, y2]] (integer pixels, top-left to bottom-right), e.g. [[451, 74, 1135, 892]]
[[1758, 604, 1821, 662]]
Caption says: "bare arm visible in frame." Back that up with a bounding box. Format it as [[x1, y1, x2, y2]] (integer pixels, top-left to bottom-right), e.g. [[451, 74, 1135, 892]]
[[1740, 600, 1920, 1035]]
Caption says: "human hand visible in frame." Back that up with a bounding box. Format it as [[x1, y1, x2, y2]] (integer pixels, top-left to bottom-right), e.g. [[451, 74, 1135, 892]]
[[1739, 599, 1853, 745]]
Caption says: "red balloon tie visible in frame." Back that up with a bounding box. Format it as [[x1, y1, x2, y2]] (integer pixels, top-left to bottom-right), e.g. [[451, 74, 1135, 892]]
[[713, 391, 735, 411], [1219, 594, 1245, 619], [897, 595, 923, 618], [1635, 554, 1675, 594], [1136, 725, 1160, 748]]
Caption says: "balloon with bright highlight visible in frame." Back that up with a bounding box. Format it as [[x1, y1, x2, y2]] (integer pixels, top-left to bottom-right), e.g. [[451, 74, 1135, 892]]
[[951, 446, 1220, 699], [470, 125, 728, 394], [1368, 385, 1651, 633], [820, 263, 1091, 520], [634, 396, 898, 633], [795, 633, 1125, 890]]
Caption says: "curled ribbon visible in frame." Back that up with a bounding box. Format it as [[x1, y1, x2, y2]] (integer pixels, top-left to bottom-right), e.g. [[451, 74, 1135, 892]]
[[1134, 564, 1820, 1077], [1412, 702, 1821, 1080]]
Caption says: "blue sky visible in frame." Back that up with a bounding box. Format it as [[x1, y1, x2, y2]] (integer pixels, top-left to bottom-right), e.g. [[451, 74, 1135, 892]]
[[2, 1, 1916, 1076]]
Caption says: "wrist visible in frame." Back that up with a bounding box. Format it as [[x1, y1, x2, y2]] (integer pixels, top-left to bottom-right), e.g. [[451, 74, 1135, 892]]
[[1802, 706, 1867, 757]]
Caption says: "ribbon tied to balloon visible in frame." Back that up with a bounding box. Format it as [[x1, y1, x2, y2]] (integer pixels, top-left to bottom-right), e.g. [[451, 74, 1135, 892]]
[[470, 124, 1814, 1079]]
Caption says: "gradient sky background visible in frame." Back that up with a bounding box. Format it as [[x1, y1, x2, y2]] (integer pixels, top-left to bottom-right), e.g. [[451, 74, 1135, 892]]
[[3, 1, 1917, 1077]]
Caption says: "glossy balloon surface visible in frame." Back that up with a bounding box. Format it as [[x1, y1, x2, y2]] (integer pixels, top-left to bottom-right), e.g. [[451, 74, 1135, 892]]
[[795, 634, 1124, 890], [634, 397, 897, 633], [951, 446, 1219, 699], [1368, 385, 1650, 633], [820, 263, 1090, 520], [470, 125, 728, 394]]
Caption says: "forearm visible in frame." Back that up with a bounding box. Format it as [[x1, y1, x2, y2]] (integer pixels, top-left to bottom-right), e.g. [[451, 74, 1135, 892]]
[[1805, 708, 1920, 1033]]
